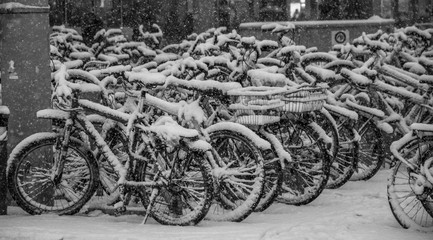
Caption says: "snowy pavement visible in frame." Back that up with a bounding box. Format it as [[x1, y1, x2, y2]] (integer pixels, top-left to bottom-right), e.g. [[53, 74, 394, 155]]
[[0, 169, 432, 240]]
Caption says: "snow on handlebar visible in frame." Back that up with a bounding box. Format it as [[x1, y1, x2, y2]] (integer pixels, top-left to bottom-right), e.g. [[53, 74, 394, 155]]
[[89, 64, 132, 79], [361, 32, 393, 52], [125, 71, 166, 86], [125, 87, 207, 127], [163, 75, 242, 94], [340, 68, 372, 87]]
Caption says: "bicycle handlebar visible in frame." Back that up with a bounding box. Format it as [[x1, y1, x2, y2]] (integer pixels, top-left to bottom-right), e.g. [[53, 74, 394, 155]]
[[125, 71, 166, 87], [277, 45, 306, 60], [361, 32, 393, 52], [372, 79, 426, 104], [163, 75, 241, 94], [305, 65, 336, 83], [89, 65, 132, 79], [340, 68, 372, 88], [67, 69, 101, 86]]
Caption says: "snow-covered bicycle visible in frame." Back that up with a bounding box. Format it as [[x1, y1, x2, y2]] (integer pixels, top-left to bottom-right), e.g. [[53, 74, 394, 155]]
[[7, 65, 215, 226], [387, 74, 433, 231]]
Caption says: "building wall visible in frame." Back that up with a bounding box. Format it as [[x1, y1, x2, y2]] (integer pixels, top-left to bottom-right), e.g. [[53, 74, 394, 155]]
[[50, 0, 433, 42], [0, 0, 52, 151], [0, 0, 52, 211], [239, 18, 395, 51]]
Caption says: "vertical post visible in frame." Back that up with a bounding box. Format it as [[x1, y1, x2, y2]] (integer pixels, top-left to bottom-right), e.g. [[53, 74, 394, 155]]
[[392, 0, 400, 26], [253, 0, 260, 20], [120, 0, 123, 28], [409, 0, 419, 24], [0, 105, 9, 215], [0, 69, 7, 215], [0, 58, 9, 214], [64, 0, 68, 25], [285, 0, 291, 19]]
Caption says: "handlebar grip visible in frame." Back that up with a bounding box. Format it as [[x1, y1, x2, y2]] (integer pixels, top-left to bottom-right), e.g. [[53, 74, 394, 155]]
[[257, 40, 279, 52], [277, 45, 306, 58], [125, 71, 166, 87], [305, 65, 335, 83], [240, 36, 256, 47], [340, 68, 372, 86]]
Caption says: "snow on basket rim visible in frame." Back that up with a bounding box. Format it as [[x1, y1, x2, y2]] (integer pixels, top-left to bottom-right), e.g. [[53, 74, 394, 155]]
[[280, 85, 328, 113]]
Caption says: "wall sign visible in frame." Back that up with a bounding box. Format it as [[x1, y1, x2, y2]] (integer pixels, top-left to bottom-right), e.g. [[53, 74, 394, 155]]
[[331, 30, 349, 45]]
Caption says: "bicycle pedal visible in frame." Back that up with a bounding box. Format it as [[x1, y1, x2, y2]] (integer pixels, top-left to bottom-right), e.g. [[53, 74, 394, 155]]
[[114, 206, 126, 215], [113, 201, 127, 215]]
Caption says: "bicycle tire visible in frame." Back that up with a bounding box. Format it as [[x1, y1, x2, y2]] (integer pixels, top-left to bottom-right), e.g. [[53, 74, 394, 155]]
[[350, 115, 385, 181], [7, 132, 99, 215], [387, 135, 433, 231], [206, 129, 265, 222], [315, 110, 339, 160], [254, 149, 283, 212], [326, 114, 359, 189], [314, 109, 358, 189], [273, 118, 331, 205], [137, 143, 214, 226]]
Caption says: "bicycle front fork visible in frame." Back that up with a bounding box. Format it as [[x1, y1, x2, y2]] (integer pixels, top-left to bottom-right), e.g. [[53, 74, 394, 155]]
[[52, 118, 74, 184]]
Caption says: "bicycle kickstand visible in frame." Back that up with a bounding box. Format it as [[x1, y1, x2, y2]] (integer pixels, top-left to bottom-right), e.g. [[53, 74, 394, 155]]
[[142, 187, 160, 224]]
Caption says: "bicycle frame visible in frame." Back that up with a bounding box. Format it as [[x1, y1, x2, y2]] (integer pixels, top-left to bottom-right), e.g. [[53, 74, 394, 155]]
[[60, 94, 200, 189], [51, 82, 215, 221]]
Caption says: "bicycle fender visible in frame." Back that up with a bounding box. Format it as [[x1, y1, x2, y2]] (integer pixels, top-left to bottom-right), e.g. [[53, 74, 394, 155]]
[[205, 122, 271, 150], [37, 109, 108, 124], [37, 109, 69, 120]]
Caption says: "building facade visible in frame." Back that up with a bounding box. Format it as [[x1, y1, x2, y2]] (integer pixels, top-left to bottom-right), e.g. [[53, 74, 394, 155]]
[[48, 0, 432, 42]]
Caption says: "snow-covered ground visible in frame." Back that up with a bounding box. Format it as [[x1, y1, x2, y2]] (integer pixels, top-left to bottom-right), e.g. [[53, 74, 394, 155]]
[[0, 169, 431, 240]]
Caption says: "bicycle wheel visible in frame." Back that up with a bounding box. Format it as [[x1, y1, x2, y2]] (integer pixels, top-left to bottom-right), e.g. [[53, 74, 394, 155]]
[[351, 115, 385, 181], [274, 118, 331, 205], [314, 110, 352, 189], [7, 132, 99, 215], [326, 114, 359, 189], [206, 129, 265, 222], [137, 143, 213, 226], [388, 135, 433, 231], [315, 110, 339, 160], [254, 150, 283, 212], [92, 127, 129, 205]]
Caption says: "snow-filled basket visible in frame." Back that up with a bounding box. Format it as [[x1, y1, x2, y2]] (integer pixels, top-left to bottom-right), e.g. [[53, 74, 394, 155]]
[[281, 86, 327, 113], [227, 86, 286, 125]]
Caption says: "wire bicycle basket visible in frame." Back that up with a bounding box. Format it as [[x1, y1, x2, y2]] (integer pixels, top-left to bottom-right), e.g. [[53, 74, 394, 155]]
[[281, 86, 327, 113], [227, 86, 286, 125]]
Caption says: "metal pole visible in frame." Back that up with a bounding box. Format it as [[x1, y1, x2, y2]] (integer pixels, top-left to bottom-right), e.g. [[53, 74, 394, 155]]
[[0, 72, 8, 215], [120, 0, 123, 28], [0, 9, 7, 215], [64, 0, 68, 25]]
